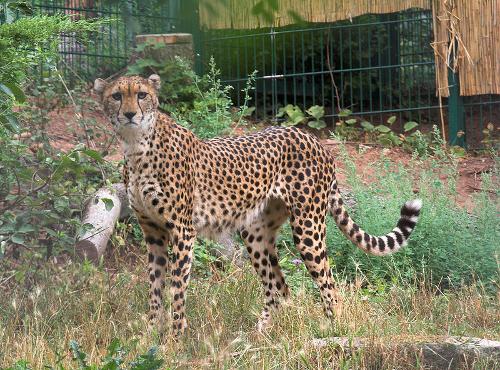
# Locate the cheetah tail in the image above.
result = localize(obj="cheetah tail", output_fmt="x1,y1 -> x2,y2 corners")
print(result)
328,184 -> 422,256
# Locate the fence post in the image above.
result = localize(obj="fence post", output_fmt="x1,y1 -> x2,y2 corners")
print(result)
179,0 -> 203,75
447,68 -> 465,147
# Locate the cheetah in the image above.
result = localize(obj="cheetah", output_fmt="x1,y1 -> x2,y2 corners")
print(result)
94,74 -> 422,336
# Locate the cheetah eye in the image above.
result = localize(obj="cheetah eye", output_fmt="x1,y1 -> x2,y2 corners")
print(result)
112,92 -> 122,101
138,92 -> 147,99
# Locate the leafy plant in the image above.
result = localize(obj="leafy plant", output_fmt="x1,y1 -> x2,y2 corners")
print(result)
481,122 -> 498,155
173,56 -> 234,139
305,105 -> 326,129
327,143 -> 499,291
333,108 -> 360,140
277,104 -> 326,129
0,8 -> 115,265
2,339 -> 164,370
0,12 -> 104,130
127,41 -> 200,114
333,110 -> 426,150
276,104 -> 305,127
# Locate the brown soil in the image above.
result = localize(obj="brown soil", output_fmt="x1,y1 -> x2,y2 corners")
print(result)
322,140 -> 496,211
45,94 -> 122,161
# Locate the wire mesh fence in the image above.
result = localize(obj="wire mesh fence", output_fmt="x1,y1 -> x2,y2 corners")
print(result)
30,0 -> 180,84
203,10 -> 439,126
200,8 -> 498,148
5,1 -> 498,148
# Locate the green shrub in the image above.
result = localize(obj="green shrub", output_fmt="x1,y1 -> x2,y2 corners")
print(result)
274,146 -> 498,292
0,11 -> 114,264
126,42 -> 200,115
173,57 -> 235,139
325,147 -> 499,291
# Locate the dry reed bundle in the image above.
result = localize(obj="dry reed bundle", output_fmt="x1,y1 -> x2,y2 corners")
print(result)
433,0 -> 499,97
199,0 -> 431,29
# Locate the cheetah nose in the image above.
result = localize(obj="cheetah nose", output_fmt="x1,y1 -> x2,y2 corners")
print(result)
124,111 -> 136,120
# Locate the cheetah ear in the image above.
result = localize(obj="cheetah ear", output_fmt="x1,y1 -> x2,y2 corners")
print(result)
94,78 -> 108,95
148,74 -> 161,91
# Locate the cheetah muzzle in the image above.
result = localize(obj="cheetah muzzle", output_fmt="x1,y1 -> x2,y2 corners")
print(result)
95,74 -> 422,336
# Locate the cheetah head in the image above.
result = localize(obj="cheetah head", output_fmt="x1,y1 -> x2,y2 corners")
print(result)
94,74 -> 161,141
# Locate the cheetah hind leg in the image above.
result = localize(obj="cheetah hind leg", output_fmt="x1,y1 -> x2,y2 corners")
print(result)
240,199 -> 290,332
289,213 -> 340,321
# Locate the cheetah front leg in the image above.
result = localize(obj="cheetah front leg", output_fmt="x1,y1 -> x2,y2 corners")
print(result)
142,231 -> 169,336
169,227 -> 196,336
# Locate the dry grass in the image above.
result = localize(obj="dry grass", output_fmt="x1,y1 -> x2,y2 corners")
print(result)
1,260 -> 499,369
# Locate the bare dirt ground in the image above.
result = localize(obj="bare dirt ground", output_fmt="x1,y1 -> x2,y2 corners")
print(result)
323,140 -> 496,211
45,100 -> 496,212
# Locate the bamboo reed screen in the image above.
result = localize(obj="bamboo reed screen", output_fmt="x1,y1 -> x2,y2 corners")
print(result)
433,0 -> 500,96
199,0 -> 431,29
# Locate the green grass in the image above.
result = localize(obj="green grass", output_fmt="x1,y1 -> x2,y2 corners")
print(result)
1,149 -> 499,369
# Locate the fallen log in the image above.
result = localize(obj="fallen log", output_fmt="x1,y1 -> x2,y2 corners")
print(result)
309,336 -> 500,369
75,183 -> 130,263
75,183 -> 244,265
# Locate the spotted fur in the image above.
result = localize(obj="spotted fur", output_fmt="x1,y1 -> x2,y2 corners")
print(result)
95,75 -> 422,336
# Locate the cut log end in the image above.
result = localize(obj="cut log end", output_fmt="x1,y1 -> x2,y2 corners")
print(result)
75,183 -> 130,265
75,239 -> 100,264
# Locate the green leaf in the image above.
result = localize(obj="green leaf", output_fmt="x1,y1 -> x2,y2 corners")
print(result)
287,10 -> 305,23
305,105 -> 324,120
308,120 -> 326,129
17,224 -> 35,233
77,223 -> 95,238
101,198 -> 114,212
1,82 -> 26,103
101,338 -> 125,370
70,340 -> 90,369
129,347 -> 164,370
292,115 -> 305,125
375,125 -> 391,133
11,234 -> 25,245
6,1 -> 33,16
279,105 -> 305,126
281,120 -> 296,127
0,113 -> 20,132
450,145 -> 466,157
54,196 -> 70,214
338,109 -> 352,117
345,118 -> 357,125
241,106 -> 255,117
387,115 -> 397,125
389,134 -> 402,145
81,149 -> 103,162
378,136 -> 393,147
276,105 -> 290,118
404,121 -> 419,132
360,121 -> 374,131
5,359 -> 32,370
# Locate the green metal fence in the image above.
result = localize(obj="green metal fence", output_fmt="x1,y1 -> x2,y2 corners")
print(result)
30,0 -> 181,83
13,1 -> 500,148
201,8 -> 499,148
203,11 -> 437,125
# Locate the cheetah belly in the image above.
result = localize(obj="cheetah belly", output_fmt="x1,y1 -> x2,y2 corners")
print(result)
191,183 -> 282,241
